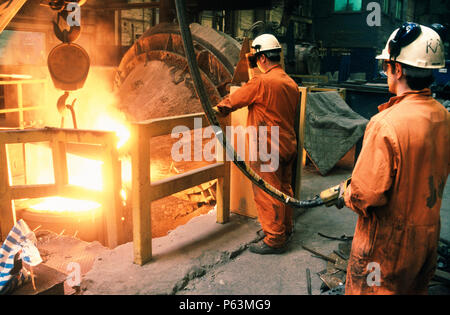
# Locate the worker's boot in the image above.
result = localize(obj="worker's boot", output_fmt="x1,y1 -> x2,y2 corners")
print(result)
256,229 -> 265,241
248,240 -> 287,255
256,229 -> 293,243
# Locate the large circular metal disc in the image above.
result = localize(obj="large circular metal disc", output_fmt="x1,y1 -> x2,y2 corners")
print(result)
48,43 -> 90,91
116,23 -> 241,121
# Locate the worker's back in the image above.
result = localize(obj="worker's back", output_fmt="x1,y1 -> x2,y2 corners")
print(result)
246,65 -> 300,162
374,89 -> 449,225
347,88 -> 449,294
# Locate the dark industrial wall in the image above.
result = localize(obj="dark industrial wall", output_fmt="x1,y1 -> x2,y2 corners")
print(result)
312,0 -> 379,49
312,0 -> 415,81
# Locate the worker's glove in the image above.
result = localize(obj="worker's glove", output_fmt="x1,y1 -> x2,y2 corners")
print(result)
212,106 -> 229,118
335,178 -> 351,209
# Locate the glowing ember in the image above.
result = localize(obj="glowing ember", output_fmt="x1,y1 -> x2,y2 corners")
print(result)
67,153 -> 104,191
28,197 -> 101,214
120,188 -> 127,201
93,115 -> 131,149
20,70 -> 133,215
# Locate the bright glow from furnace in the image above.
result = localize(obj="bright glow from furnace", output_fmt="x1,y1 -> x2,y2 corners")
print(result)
28,197 -> 101,214
21,71 -> 132,215
120,189 -> 127,201
94,115 -> 131,149
67,153 -> 104,191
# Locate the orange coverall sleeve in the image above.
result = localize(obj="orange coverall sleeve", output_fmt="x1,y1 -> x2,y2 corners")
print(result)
448,115 -> 450,175
344,118 -> 399,217
216,77 -> 263,115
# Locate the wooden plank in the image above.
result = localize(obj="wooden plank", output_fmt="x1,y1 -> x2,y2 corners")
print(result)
0,79 -> 46,86
0,130 -> 53,144
0,144 -> 14,241
101,142 -> 122,249
143,113 -> 210,138
51,141 -> 68,189
11,184 -> 58,200
0,106 -> 45,114
310,87 -> 346,100
131,124 -> 152,265
0,128 -> 113,145
53,129 -> 116,146
216,116 -> 231,224
216,169 -> 230,223
112,152 -> 125,245
17,83 -> 24,129
58,185 -> 103,203
294,87 -> 308,199
228,87 -> 258,218
150,163 -> 225,202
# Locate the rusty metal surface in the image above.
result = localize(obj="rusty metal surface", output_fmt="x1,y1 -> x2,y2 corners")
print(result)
231,37 -> 251,85
48,43 -> 90,91
116,22 -> 240,122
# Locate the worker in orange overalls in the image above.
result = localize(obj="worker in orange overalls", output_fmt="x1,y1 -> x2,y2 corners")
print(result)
215,34 -> 300,255
335,23 -> 450,294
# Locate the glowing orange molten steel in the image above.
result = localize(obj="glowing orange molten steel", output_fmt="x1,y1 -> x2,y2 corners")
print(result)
94,115 -> 131,149
28,197 -> 101,214
23,72 -> 132,215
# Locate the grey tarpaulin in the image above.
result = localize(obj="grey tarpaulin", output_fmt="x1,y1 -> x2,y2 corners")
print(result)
304,91 -> 368,175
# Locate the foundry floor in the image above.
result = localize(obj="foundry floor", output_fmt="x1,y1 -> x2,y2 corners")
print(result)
80,164 -> 450,295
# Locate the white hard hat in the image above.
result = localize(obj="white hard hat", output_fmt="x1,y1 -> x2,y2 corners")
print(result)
252,34 -> 282,56
376,23 -> 445,69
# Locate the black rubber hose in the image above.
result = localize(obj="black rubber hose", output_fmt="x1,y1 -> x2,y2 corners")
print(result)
174,0 -> 324,209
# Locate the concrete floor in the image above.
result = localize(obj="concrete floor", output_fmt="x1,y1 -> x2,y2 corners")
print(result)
81,165 -> 450,295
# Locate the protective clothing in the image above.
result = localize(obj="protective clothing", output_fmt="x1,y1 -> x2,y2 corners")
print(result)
344,89 -> 450,295
250,157 -> 295,248
217,64 -> 300,248
376,24 -> 445,69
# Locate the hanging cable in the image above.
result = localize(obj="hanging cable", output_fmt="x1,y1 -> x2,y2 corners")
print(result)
174,0 -> 324,209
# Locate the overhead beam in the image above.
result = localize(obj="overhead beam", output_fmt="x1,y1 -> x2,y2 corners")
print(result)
84,0 -> 276,12
0,0 -> 28,34
84,2 -> 160,11
186,0 -> 274,10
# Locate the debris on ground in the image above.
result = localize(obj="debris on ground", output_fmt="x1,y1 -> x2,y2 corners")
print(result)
304,233 -> 450,295
429,238 -> 450,294
35,229 -> 108,295
301,234 -> 351,295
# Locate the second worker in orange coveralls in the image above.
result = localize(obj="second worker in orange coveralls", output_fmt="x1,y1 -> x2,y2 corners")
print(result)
215,34 -> 300,255
336,23 -> 450,294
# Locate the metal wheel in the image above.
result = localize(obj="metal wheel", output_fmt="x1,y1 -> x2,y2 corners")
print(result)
115,23 -> 241,120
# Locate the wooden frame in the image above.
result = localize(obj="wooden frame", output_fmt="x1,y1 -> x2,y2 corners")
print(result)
294,87 -> 308,199
130,87 -> 346,264
0,79 -> 48,129
309,87 -> 347,101
295,87 -> 348,177
0,78 -> 48,184
0,127 -> 123,248
131,113 -> 231,266
294,86 -> 347,198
